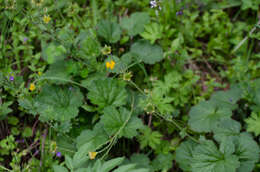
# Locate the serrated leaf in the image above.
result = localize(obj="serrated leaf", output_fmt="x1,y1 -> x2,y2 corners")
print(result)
213,119 -> 241,143
138,127 -> 162,149
188,100 -> 232,132
97,20 -> 121,43
101,106 -> 143,138
130,40 -> 164,64
127,154 -> 151,170
140,22 -> 163,44
76,31 -> 101,59
175,140 -> 197,171
35,85 -> 83,122
191,139 -> 240,172
76,122 -> 109,149
120,12 -> 150,36
245,112 -> 260,136
87,78 -> 128,109
42,42 -> 67,64
235,133 -> 260,172
210,86 -> 242,110
151,153 -> 174,171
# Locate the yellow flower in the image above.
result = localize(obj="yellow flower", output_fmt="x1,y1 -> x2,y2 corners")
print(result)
106,60 -> 115,70
43,15 -> 51,24
88,152 -> 97,160
29,83 -> 36,91
38,71 -> 42,76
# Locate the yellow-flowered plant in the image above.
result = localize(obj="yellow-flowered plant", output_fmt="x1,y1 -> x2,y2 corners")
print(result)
29,83 -> 36,91
106,60 -> 115,70
43,15 -> 51,24
88,152 -> 97,160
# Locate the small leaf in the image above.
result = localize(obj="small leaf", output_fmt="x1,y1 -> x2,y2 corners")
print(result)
97,20 -> 122,43
245,112 -> 260,136
22,127 -> 33,138
151,153 -> 174,171
130,40 -> 164,64
140,22 -> 163,44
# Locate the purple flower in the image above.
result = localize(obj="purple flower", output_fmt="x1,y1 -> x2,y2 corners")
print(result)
9,76 -> 14,81
229,98 -> 233,102
16,139 -> 24,143
23,37 -> 28,42
176,10 -> 183,16
56,152 -> 61,157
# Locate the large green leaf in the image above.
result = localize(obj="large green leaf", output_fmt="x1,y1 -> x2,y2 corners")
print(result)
120,12 -> 150,36
151,153 -> 174,171
235,133 -> 259,172
175,140 -> 197,171
87,78 -> 128,109
188,100 -> 232,132
213,119 -> 241,143
130,40 -> 164,64
97,20 -> 122,43
101,106 -> 144,138
210,86 -> 242,110
35,85 -> 83,122
191,139 -> 240,172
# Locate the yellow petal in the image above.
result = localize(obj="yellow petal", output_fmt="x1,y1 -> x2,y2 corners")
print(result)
110,60 -> 115,70
106,61 -> 111,69
88,152 -> 97,160
43,15 -> 51,24
29,83 -> 36,91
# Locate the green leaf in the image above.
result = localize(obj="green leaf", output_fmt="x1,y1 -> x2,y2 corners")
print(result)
175,140 -> 197,171
42,42 -> 67,64
76,122 -> 109,149
22,127 -> 33,138
120,12 -> 150,36
101,157 -> 125,172
235,133 -> 260,172
137,127 -> 162,149
7,116 -> 19,125
18,96 -> 38,116
127,154 -> 151,170
87,78 -> 128,109
0,101 -> 13,119
53,165 -> 69,172
151,153 -> 174,171
76,30 -> 101,59
130,40 -> 164,64
101,106 -> 144,138
210,86 -> 242,110
35,85 -> 83,122
65,155 -> 74,170
191,139 -> 240,172
245,112 -> 260,136
213,119 -> 241,143
140,22 -> 163,44
97,20 -> 122,43
188,100 -> 232,132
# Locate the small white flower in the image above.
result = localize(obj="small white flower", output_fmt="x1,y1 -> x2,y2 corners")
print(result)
150,0 -> 157,8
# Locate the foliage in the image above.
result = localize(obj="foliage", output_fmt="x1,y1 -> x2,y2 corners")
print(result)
0,0 -> 260,171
